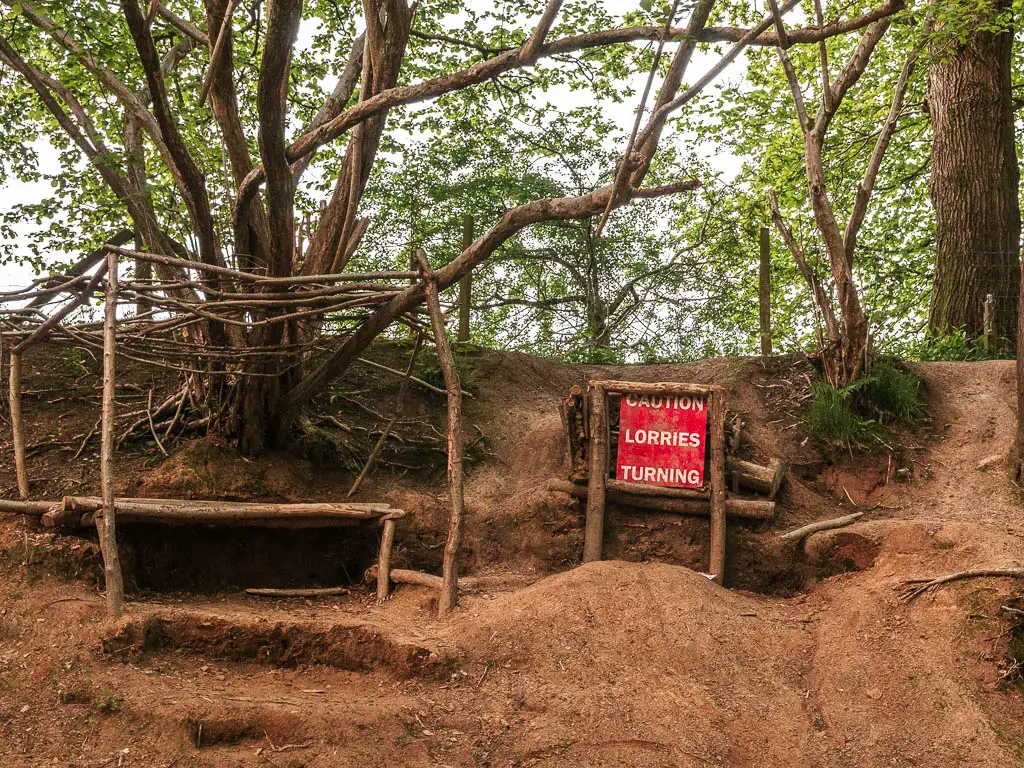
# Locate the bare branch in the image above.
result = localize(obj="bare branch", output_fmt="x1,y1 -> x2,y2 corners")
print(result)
198,0 -> 238,105
257,0 -> 303,276
121,0 -> 227,282
843,51 -> 918,260
282,179 -> 699,415
813,0 -> 833,114
232,0 -> 905,221
768,0 -> 808,131
156,3 -> 210,45
768,189 -> 840,342
520,0 -> 563,63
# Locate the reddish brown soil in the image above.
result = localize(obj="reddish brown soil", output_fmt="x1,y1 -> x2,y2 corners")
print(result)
2,351 -> 1024,766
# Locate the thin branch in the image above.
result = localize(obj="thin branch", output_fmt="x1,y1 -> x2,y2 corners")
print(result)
843,50 -> 917,259
198,0 -> 238,105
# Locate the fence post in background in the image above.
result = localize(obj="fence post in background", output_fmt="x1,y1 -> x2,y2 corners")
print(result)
458,215 -> 474,343
983,293 -> 995,351
9,349 -> 28,499
98,249 -> 125,621
759,226 -> 772,357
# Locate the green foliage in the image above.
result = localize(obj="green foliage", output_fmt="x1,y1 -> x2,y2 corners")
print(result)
94,687 -> 122,715
861,360 -> 922,424
902,329 -> 1014,361
807,358 -> 922,447
806,379 -> 871,447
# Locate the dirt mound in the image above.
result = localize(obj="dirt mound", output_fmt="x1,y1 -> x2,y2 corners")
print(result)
434,538 -> 1024,767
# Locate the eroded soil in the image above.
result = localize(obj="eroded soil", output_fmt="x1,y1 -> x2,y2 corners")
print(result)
2,352 -> 1024,767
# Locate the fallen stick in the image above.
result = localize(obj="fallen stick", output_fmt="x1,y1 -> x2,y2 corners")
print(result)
548,479 -> 775,520
364,566 -> 524,592
779,512 -> 863,542
245,587 -> 350,597
354,357 -> 474,399
897,568 -> 1024,603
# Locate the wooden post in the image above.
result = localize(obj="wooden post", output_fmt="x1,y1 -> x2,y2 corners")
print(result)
377,516 -> 397,601
416,249 -> 465,617
9,350 -> 28,499
582,384 -> 609,563
98,250 -> 125,621
457,215 -> 473,343
983,293 -> 995,350
759,226 -> 772,356
708,388 -> 727,584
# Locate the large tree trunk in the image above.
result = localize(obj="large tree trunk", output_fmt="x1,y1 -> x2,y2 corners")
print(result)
928,0 -> 1020,342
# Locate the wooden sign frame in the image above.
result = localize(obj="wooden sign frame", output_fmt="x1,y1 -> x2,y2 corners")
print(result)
582,380 -> 728,583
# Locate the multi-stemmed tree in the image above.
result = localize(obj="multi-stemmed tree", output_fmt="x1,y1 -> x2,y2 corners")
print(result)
0,0 -> 905,453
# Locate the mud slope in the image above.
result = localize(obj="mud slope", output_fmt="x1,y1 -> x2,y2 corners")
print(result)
3,357 -> 1024,767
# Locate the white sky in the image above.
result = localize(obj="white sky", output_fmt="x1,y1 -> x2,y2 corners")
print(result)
0,2 -> 752,292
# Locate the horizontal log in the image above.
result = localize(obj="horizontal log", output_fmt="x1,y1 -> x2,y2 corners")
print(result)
726,457 -> 785,499
593,380 -> 718,397
606,478 -> 709,501
548,479 -> 774,520
365,566 -> 517,591
0,499 -> 58,516
42,496 -> 400,528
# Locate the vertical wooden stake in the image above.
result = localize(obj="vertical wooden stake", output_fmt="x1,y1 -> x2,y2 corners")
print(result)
983,293 -> 995,351
377,516 -> 397,601
759,226 -> 772,357
98,250 -> 125,621
583,384 -> 609,563
457,215 -> 474,344
708,388 -> 727,584
416,249 -> 465,617
9,350 -> 28,500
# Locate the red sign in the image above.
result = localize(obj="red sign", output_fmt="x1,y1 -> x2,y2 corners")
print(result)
616,392 -> 708,488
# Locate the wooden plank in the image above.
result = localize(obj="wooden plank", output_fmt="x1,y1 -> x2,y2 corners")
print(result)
9,351 -> 28,499
583,384 -> 609,563
759,225 -> 772,356
708,388 -> 727,584
377,517 -> 397,601
590,380 -> 715,397
549,479 -> 774,520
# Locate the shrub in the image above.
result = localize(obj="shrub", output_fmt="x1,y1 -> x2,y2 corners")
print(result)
861,359 -> 921,424
806,380 -> 868,446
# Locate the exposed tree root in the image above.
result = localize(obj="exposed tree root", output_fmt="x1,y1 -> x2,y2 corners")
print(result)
897,568 -> 1024,602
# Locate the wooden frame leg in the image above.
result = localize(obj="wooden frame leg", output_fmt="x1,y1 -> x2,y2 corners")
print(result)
377,517 -> 396,601
708,388 -> 727,584
583,384 -> 608,563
